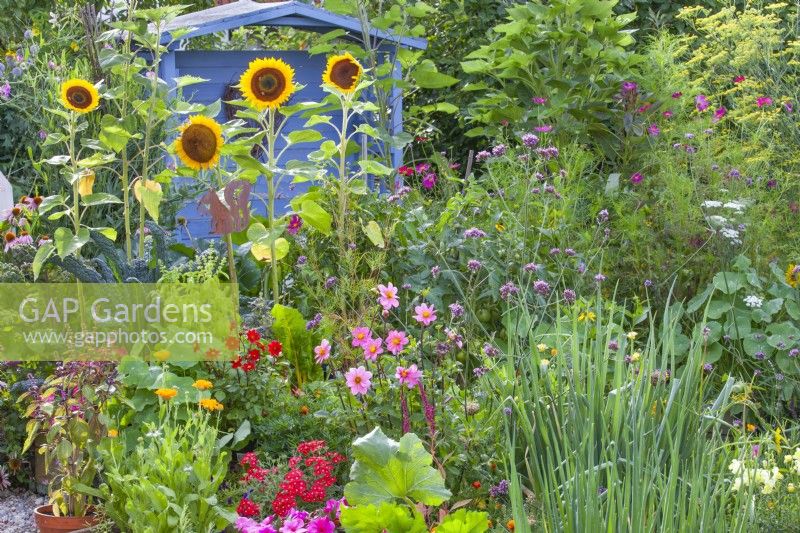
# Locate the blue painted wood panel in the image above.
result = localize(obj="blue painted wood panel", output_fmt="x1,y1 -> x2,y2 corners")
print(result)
169,50 -> 361,242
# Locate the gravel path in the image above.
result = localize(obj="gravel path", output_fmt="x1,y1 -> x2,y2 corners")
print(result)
0,488 -> 45,533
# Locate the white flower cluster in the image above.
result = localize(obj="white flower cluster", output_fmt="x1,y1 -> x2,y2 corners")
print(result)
729,458 -> 784,494
784,448 -> 800,475
720,227 -> 742,245
744,295 -> 763,308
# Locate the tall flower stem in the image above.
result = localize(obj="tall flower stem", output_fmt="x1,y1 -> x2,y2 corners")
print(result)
266,108 -> 280,305
67,112 -> 81,236
215,168 -> 238,287
336,95 -> 352,258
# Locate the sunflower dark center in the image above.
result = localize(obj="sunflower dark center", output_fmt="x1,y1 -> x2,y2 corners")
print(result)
251,68 -> 286,101
66,86 -> 93,109
330,59 -> 360,89
181,124 -> 218,163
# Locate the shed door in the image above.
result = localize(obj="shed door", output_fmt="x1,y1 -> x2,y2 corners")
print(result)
171,50 -> 350,242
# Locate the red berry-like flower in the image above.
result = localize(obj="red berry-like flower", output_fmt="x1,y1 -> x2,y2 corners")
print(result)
268,340 -> 282,356
246,329 -> 261,343
236,497 -> 260,517
472,481 -> 481,489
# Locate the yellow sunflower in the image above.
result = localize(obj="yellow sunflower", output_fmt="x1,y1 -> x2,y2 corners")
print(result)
787,263 -> 799,288
60,79 -> 100,113
322,52 -> 363,94
174,115 -> 223,170
238,57 -> 295,110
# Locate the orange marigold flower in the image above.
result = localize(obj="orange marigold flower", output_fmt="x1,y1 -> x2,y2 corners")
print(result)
192,379 -> 213,390
155,388 -> 178,400
200,398 -> 224,411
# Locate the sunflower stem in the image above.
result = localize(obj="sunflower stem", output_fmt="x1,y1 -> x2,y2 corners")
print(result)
267,108 -> 280,306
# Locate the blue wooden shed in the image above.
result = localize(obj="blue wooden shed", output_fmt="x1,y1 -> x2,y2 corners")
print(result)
157,0 -> 426,242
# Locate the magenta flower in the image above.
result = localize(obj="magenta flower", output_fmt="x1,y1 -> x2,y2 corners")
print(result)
314,339 -> 331,364
0,83 -> 10,100
351,326 -> 372,347
757,96 -> 773,108
413,303 -> 437,326
421,173 -> 437,189
671,92 -> 683,99
345,366 -> 373,396
377,282 -> 400,310
695,94 -> 710,112
662,110 -> 673,118
395,364 -> 422,389
532,96 -> 547,105
630,172 -> 644,184
713,106 -> 727,122
534,124 -> 553,133
647,123 -> 660,136
286,214 -> 303,235
385,330 -> 409,355
621,81 -> 638,94
733,75 -> 745,84
362,337 -> 384,361
307,517 -> 336,533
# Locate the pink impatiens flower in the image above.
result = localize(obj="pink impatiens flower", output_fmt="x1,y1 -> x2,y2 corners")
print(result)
385,330 -> 409,355
377,282 -> 400,310
395,364 -> 422,389
413,303 -> 437,326
362,337 -> 384,361
351,327 -> 372,347
307,517 -> 336,533
757,96 -> 773,108
733,75 -> 745,84
314,339 -> 331,364
345,366 -> 373,395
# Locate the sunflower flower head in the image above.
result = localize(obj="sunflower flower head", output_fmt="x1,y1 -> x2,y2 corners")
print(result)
155,388 -> 178,401
239,57 -> 295,110
786,263 -> 799,288
174,115 -> 223,171
323,52 -> 363,94
199,398 -> 224,411
60,79 -> 100,113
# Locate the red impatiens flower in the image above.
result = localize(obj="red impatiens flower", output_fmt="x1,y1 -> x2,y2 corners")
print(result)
268,340 -> 283,357
246,329 -> 261,343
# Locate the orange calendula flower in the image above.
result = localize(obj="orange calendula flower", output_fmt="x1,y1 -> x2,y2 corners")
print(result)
155,388 -> 178,400
199,398 -> 224,411
192,379 -> 213,390
107,428 -> 118,438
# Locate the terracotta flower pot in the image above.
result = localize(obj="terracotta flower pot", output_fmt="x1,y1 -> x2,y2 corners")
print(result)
33,505 -> 99,533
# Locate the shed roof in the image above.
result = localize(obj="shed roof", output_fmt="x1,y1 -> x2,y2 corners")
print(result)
159,0 -> 427,50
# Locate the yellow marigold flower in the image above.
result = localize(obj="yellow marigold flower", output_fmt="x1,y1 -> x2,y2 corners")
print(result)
786,264 -> 799,288
192,379 -> 213,390
323,52 -> 363,94
107,428 -> 118,438
155,388 -> 178,400
746,423 -> 757,433
506,519 -> 515,531
174,115 -> 223,171
239,57 -> 295,110
60,79 -> 100,113
70,41 -> 80,52
199,398 -> 224,411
